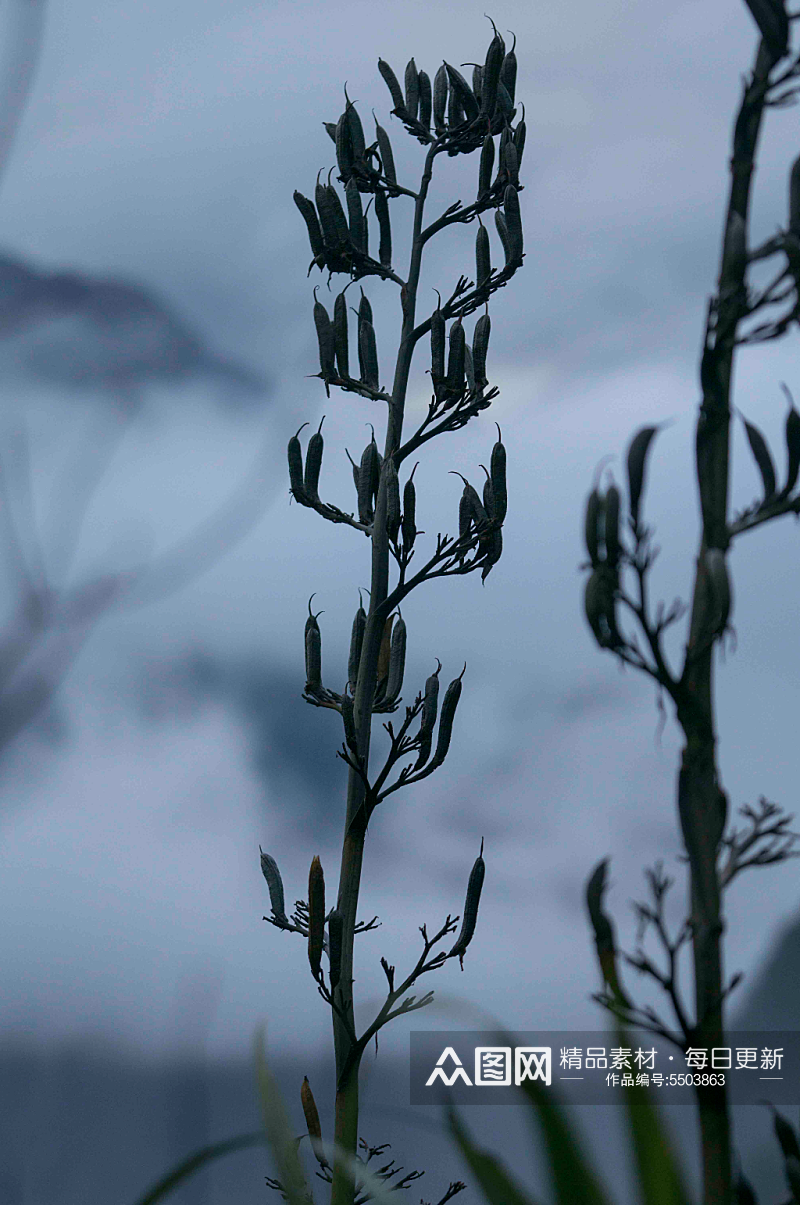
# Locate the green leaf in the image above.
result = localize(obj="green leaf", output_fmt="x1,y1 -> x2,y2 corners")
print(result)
253,1026 -> 313,1205
447,1106 -> 543,1205
613,1024 -> 692,1205
517,1068 -> 612,1205
129,1131 -> 265,1205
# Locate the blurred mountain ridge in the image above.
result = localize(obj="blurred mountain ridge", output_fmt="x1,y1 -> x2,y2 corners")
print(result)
0,249 -> 267,400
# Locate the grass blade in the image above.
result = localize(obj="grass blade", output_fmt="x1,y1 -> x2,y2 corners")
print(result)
516,1051 -> 612,1205
614,1024 -> 691,1205
447,1106 -> 543,1205
129,1131 -> 265,1205
254,1026 -> 312,1205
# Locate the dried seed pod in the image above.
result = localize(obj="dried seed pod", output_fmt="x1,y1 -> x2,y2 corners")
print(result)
376,613 -> 395,688
418,70 -> 432,132
346,177 -> 364,253
378,58 -> 405,111
385,612 -> 407,701
448,839 -> 485,969
490,423 -> 507,524
375,120 -> 397,188
739,411 -> 776,503
478,134 -> 495,197
402,463 -> 418,550
480,464 -> 495,519
260,849 -> 288,922
374,187 -> 392,267
333,293 -> 349,378
371,437 -> 383,500
358,440 -> 378,525
359,319 -> 379,389
414,659 -> 441,768
304,416 -> 325,499
502,140 -> 519,187
704,548 -> 732,637
341,688 -> 357,752
421,660 -> 442,728
315,171 -> 337,248
468,481 -> 489,528
323,121 -> 337,142
344,92 -> 366,162
585,858 -> 628,1004
385,456 -> 401,542
480,527 -> 502,582
431,304 -> 446,385
288,422 -> 308,503
335,110 -> 354,180
626,424 -> 661,531
360,203 -> 369,259
481,25 -> 505,117
448,82 -> 464,128
446,320 -> 466,394
465,343 -> 476,394
346,448 -> 360,495
790,153 -> 800,234
304,596 -> 323,691
348,595 -> 366,692
452,472 -> 487,530
495,210 -> 512,266
300,1076 -> 328,1168
293,191 -> 324,261
444,63 -> 480,121
473,313 -> 491,388
430,664 -> 466,768
458,486 -> 472,542
783,388 -> 800,495
495,80 -> 514,120
499,35 -> 517,104
313,288 -> 335,380
604,484 -> 621,567
324,180 -> 350,247
584,487 -> 603,567
514,118 -> 526,165
503,185 -> 523,262
472,64 -> 483,104
584,566 -> 622,650
358,289 -> 373,327
433,64 -> 449,131
307,856 -> 325,979
404,58 -> 420,121
328,910 -> 343,991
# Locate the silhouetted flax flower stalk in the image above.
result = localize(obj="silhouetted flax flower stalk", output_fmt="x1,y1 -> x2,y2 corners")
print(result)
581,3 -> 800,1202
261,19 -> 525,1205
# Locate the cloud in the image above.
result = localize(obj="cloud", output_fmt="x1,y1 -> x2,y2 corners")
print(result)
0,249 -> 267,404
130,648 -> 347,843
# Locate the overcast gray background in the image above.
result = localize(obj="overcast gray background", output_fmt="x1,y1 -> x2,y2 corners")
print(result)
0,0 -> 798,1166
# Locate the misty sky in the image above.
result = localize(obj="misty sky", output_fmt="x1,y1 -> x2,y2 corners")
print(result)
1,0 -> 799,1067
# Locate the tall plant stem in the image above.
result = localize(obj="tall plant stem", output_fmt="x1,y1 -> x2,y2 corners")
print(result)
677,39 -> 772,1205
330,141 -> 439,1205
